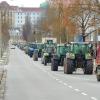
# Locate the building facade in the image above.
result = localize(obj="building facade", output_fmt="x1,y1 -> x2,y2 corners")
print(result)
0,1 -> 45,43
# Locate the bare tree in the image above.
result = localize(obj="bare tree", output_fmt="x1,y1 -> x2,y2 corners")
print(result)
0,7 -> 10,57
22,15 -> 33,42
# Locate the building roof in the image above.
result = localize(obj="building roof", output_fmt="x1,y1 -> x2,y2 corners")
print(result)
20,7 -> 45,12
0,1 -> 46,12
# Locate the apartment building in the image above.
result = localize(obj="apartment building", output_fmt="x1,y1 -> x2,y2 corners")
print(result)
0,1 -> 45,43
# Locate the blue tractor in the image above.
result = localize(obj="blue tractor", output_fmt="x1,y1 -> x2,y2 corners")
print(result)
27,43 -> 37,57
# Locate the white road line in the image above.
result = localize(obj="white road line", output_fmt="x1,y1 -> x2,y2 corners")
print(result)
68,86 -> 73,89
91,97 -> 98,100
63,83 -> 68,86
74,89 -> 80,92
81,92 -> 88,96
56,79 -> 60,81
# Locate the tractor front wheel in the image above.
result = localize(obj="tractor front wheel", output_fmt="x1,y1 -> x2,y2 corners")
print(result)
44,58 -> 47,66
51,59 -> 58,71
96,75 -> 100,81
64,58 -> 73,74
84,60 -> 93,74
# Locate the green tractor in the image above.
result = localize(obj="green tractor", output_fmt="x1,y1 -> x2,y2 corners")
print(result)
51,44 -> 69,71
64,42 -> 93,74
41,38 -> 57,66
37,43 -> 44,58
33,43 -> 44,61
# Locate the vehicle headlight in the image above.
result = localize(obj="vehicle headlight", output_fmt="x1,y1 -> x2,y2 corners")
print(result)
66,53 -> 75,59
85,53 -> 92,59
70,53 -> 75,59
44,53 -> 49,56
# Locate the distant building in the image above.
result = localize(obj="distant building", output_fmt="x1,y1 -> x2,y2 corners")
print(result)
14,7 -> 45,28
0,1 -> 45,43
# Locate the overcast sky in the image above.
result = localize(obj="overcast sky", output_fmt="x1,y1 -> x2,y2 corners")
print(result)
0,0 -> 46,7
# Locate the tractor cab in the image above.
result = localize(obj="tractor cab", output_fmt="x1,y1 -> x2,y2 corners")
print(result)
41,37 -> 57,66
51,43 -> 70,71
64,42 -> 93,74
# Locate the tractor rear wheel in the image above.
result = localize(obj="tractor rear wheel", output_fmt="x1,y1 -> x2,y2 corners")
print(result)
97,75 -> 100,81
44,58 -> 47,66
60,57 -> 64,66
84,60 -> 93,74
33,56 -> 38,61
51,59 -> 58,71
64,58 -> 73,74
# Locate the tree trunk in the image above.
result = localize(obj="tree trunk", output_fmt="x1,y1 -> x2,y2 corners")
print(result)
83,36 -> 85,42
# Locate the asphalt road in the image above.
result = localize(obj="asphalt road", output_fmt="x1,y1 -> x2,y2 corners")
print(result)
5,46 -> 100,100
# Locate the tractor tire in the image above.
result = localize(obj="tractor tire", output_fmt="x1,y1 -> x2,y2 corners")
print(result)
41,57 -> 44,64
44,58 -> 47,66
33,57 -> 38,61
60,57 -> 64,66
84,60 -> 93,75
96,75 -> 100,81
51,59 -> 58,71
33,55 -> 38,61
64,58 -> 73,74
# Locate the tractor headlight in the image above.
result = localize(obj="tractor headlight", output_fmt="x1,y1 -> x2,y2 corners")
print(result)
85,53 -> 92,59
44,53 -> 49,56
70,53 -> 75,59
66,53 -> 75,59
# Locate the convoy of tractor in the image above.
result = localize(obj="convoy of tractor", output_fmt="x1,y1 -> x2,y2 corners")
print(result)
17,37 -> 100,82
64,42 -> 93,74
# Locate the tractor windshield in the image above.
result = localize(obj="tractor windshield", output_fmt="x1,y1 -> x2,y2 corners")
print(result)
29,43 -> 37,49
57,46 -> 65,55
46,46 -> 54,53
71,43 -> 90,54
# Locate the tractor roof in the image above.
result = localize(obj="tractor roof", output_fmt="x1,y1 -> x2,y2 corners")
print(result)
57,44 -> 65,46
70,42 -> 90,44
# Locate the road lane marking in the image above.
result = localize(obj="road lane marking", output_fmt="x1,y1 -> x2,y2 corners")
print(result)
74,89 -> 80,92
33,62 -> 98,100
56,79 -> 60,81
91,97 -> 98,100
63,83 -> 68,86
81,92 -> 88,96
68,86 -> 73,89
53,73 -> 95,81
